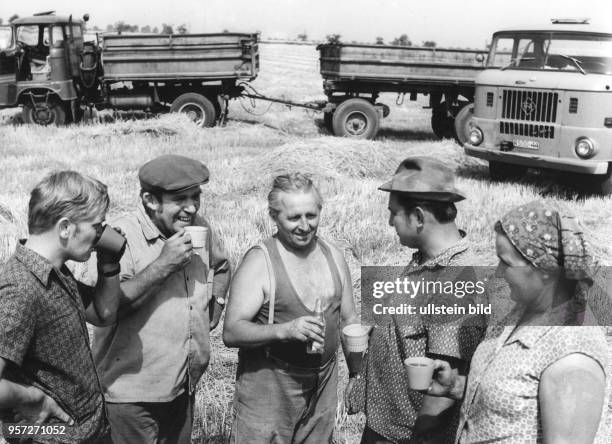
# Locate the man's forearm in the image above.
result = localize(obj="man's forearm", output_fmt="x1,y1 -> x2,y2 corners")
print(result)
223,320 -> 287,348
90,274 -> 122,325
0,379 -> 36,409
118,259 -> 173,313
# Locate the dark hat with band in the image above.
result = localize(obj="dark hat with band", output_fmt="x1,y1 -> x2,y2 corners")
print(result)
379,157 -> 465,202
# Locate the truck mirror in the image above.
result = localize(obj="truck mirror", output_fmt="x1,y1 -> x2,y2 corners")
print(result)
83,14 -> 90,22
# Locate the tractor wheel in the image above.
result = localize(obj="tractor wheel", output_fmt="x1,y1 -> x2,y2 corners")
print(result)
331,98 -> 380,139
170,93 -> 216,128
22,100 -> 67,126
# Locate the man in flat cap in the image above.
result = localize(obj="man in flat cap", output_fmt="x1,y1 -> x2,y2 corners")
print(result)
347,157 -> 485,443
90,154 -> 231,443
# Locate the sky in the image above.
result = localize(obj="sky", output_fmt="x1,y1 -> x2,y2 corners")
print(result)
2,0 -> 611,48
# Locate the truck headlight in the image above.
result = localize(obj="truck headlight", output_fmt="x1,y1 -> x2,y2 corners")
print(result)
575,138 -> 596,159
469,127 -> 483,146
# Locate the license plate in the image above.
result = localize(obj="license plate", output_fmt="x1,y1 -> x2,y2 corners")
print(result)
513,139 -> 539,150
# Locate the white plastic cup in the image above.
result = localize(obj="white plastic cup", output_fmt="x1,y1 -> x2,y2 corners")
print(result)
403,357 -> 435,390
342,324 -> 370,353
184,226 -> 208,250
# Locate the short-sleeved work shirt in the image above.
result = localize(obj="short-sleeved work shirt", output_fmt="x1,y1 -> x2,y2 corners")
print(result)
91,204 -> 230,402
0,242 -> 108,443
356,235 -> 485,443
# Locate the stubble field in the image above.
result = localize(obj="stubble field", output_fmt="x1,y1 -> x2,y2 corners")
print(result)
1,42 -> 611,443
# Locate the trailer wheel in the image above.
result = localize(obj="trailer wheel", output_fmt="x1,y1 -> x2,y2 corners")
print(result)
22,100 -> 67,126
323,112 -> 334,131
170,93 -> 216,128
431,109 -> 454,139
489,161 -> 527,182
453,103 -> 474,145
332,98 -> 379,139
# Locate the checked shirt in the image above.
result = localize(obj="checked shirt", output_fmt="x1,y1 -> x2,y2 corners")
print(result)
0,242 -> 108,443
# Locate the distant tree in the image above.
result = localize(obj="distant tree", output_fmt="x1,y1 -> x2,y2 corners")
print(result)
392,34 -> 411,46
422,40 -> 437,48
297,32 -> 308,42
177,24 -> 188,34
161,23 -> 173,34
114,21 -> 132,35
8,14 -> 19,23
222,29 -> 229,33
141,25 -> 151,33
326,34 -> 341,44
0,18 -> 4,26
91,25 -> 101,31
375,36 -> 384,45
106,24 -> 114,32
152,26 -> 159,33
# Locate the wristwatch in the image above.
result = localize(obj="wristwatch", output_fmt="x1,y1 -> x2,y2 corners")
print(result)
214,296 -> 226,306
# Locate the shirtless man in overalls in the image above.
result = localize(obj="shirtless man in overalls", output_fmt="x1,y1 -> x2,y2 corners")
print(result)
224,172 -> 359,444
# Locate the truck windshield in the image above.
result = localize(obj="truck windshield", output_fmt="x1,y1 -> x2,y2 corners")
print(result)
15,25 -> 63,47
488,32 -> 612,75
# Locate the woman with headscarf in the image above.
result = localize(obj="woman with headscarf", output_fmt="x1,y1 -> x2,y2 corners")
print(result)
427,200 -> 610,443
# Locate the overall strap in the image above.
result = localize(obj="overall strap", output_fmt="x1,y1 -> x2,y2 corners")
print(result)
258,242 -> 276,325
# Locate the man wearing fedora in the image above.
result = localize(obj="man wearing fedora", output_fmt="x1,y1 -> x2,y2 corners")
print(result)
347,157 -> 485,443
90,154 -> 231,444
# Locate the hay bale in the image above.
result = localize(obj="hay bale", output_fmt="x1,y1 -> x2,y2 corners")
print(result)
253,138 -> 405,181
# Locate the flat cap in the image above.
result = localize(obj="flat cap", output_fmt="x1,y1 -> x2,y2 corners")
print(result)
139,154 -> 209,193
379,157 -> 465,202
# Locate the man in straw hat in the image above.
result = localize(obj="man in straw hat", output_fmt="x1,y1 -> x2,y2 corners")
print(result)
346,157 -> 486,443
90,154 -> 231,444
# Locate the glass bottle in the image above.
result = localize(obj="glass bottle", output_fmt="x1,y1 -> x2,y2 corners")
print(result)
307,297 -> 325,354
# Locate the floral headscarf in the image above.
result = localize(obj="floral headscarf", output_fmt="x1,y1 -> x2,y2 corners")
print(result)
497,200 -> 593,284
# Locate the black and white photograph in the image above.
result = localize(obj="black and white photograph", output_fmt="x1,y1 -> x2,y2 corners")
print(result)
0,0 -> 611,443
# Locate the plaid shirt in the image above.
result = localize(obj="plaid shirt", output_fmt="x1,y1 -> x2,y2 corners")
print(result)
355,234 -> 486,443
0,242 -> 108,443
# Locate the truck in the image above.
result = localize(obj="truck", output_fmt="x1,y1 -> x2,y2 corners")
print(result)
463,19 -> 612,194
0,12 -> 259,126
316,43 -> 488,140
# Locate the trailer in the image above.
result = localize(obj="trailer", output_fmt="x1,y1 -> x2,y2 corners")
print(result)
317,43 -> 488,140
0,13 -> 259,126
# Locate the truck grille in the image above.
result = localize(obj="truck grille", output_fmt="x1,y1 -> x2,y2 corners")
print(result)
501,90 -> 558,123
499,121 -> 555,139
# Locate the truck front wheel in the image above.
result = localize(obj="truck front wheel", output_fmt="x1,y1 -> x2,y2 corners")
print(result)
332,98 -> 379,139
170,93 -> 216,128
489,161 -> 528,182
22,101 -> 67,126
588,164 -> 612,195
453,103 -> 474,145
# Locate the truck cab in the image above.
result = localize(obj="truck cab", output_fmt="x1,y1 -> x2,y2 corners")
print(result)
0,12 -> 87,124
464,19 -> 612,193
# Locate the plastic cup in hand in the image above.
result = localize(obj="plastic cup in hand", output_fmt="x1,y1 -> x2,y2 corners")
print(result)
184,226 -> 208,254
403,357 -> 435,390
342,324 -> 370,374
95,225 -> 127,258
